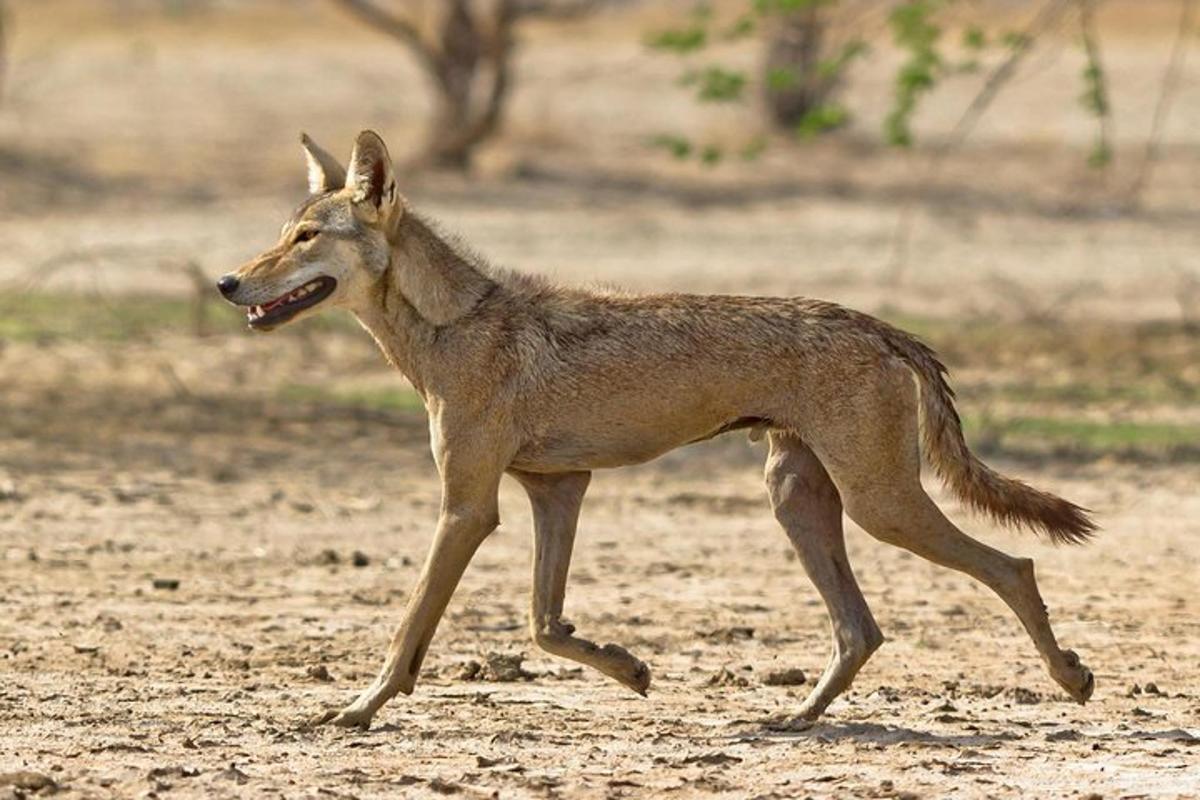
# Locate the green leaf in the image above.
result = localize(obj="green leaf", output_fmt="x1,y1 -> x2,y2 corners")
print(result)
646,25 -> 708,54
962,25 -> 987,50
683,66 -> 747,103
767,67 -> 799,90
795,104 -> 850,138
648,134 -> 693,160
1087,141 -> 1112,169
700,144 -> 724,165
723,14 -> 757,40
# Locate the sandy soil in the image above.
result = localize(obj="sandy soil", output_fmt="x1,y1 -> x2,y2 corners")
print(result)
0,335 -> 1198,799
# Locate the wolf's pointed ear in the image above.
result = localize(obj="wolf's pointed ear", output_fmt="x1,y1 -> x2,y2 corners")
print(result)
345,130 -> 403,228
300,133 -> 346,194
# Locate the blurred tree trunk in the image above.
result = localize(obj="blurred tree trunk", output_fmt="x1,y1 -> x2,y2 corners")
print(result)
333,0 -> 611,171
425,0 -> 516,170
762,7 -> 841,130
0,1 -> 7,106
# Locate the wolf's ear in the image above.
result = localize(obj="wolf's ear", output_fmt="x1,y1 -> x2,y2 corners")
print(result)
300,133 -> 346,194
346,130 -> 402,228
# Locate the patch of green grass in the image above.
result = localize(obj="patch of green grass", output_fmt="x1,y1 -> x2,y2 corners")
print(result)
880,310 -> 1200,407
0,292 -> 220,341
965,415 -> 1200,456
278,383 -> 425,414
0,290 -> 361,342
962,380 -> 1199,407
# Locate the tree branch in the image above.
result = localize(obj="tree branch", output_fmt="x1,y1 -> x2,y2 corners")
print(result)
513,0 -> 621,20
0,0 -> 8,106
329,0 -> 438,72
942,0 -> 1072,154
1126,0 -> 1195,203
887,0 -> 1071,284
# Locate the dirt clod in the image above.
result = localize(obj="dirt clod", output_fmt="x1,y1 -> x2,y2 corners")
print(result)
1006,687 -> 1041,705
0,772 -> 56,792
706,667 -> 750,688
306,665 -> 333,682
762,667 -> 807,687
481,653 -> 533,682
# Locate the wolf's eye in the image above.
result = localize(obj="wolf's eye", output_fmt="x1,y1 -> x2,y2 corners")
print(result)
295,229 -> 320,244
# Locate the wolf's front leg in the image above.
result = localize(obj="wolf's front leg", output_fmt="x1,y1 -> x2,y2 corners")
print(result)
315,458 -> 503,729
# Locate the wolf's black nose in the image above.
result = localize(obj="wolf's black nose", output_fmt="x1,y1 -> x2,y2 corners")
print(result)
217,275 -> 240,297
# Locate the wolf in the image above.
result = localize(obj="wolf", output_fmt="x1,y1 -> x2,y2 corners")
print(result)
217,130 -> 1096,730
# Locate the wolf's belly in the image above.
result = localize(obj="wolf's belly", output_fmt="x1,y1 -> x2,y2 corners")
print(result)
509,412 -> 767,473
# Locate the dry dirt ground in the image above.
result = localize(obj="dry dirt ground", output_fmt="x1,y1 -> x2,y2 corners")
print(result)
1,335 -> 1199,799
1,1 -> 1199,798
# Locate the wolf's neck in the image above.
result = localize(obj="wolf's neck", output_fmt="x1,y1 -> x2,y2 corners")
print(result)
388,214 -> 495,326
354,213 -> 496,395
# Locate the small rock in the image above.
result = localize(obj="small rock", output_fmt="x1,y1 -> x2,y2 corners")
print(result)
870,686 -> 902,703
1144,682 -> 1162,695
351,551 -> 370,568
210,466 -> 240,484
315,549 -> 340,566
705,667 -> 750,688
762,667 -> 807,687
0,771 -> 56,792
147,766 -> 200,782
1006,687 -> 1041,705
481,653 -> 533,682
0,480 -> 22,503
291,501 -> 316,514
455,660 -> 483,681
1045,729 -> 1082,742
152,578 -> 180,591
306,665 -> 333,682
699,626 -> 755,642
217,765 -> 249,785
681,752 -> 742,766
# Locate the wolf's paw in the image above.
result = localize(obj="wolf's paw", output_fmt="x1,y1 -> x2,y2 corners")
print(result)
1054,649 -> 1095,704
303,706 -> 374,731
624,659 -> 652,697
763,713 -> 817,733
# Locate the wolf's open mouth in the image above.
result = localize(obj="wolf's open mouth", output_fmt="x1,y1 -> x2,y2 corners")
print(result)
246,276 -> 337,329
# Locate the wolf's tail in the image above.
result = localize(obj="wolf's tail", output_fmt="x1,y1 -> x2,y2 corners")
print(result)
878,323 -> 1096,545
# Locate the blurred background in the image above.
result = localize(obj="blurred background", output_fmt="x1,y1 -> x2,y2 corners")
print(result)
1,4 -> 1199,796
1,0 -> 1197,469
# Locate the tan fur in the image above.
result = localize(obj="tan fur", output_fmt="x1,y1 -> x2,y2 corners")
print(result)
220,131 -> 1097,730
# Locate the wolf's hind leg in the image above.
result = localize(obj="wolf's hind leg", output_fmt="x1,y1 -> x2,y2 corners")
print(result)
764,432 -> 883,728
513,470 -> 651,695
812,379 -> 1094,705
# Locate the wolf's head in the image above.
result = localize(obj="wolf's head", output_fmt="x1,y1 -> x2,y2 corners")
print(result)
217,130 -> 403,332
